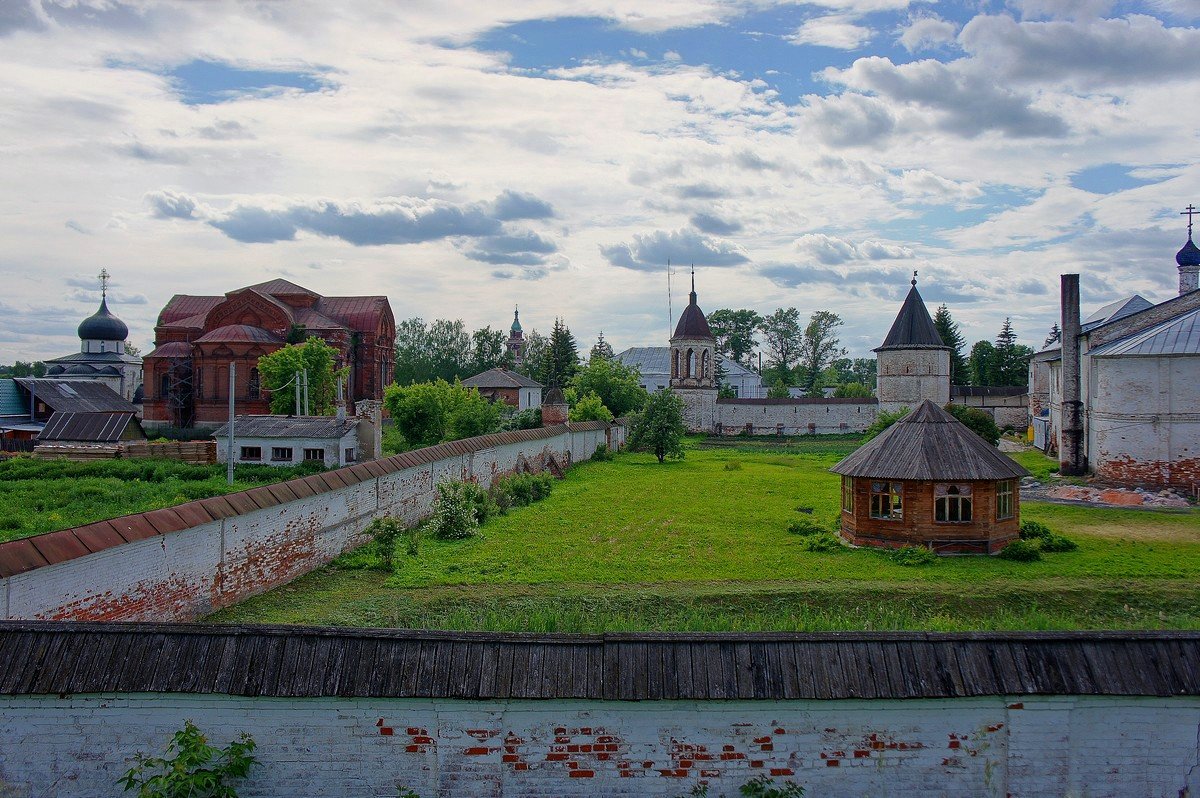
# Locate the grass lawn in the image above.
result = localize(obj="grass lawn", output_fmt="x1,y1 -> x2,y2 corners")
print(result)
0,457 -> 324,543
210,438 -> 1200,632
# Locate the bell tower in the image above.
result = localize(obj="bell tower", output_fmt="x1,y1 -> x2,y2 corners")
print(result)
669,269 -> 717,431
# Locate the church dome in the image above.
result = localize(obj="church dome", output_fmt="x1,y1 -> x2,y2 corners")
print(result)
1177,236 -> 1200,268
78,297 -> 128,342
672,275 -> 713,339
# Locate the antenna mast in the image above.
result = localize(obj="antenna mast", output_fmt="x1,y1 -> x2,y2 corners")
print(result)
667,258 -> 673,338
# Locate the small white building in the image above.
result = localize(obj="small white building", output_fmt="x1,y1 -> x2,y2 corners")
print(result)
459,368 -> 542,411
614,346 -> 765,397
213,416 -> 359,468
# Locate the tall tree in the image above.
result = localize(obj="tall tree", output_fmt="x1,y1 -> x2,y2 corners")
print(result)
383,379 -> 501,448
707,308 -> 761,369
515,329 -> 547,380
933,304 -> 969,385
1043,323 -> 1062,349
470,326 -> 507,374
969,340 -> 998,386
993,317 -> 1032,386
427,319 -> 471,382
628,389 -> 687,463
570,357 -> 648,418
394,317 -> 433,385
798,310 -> 847,396
590,331 -> 614,362
759,307 -> 802,381
541,317 -> 579,388
849,358 -> 877,388
257,337 -> 347,415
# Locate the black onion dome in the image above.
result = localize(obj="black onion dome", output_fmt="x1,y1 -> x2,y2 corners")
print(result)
77,297 -> 128,342
1177,236 -> 1200,268
673,290 -> 713,339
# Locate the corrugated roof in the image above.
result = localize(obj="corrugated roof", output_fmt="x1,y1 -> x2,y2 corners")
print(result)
0,379 -> 27,417
39,411 -> 140,443
13,379 -> 137,413
876,285 -> 946,350
248,278 -> 319,297
157,296 -> 224,327
195,325 -> 284,345
460,368 -> 543,389
1082,295 -> 1154,332
44,351 -> 140,366
1,623 -> 1196,699
830,399 -> 1029,480
212,415 -> 357,439
1090,307 -> 1200,357
144,341 -> 193,359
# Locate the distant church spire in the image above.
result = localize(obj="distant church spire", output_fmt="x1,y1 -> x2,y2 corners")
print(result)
689,265 -> 697,304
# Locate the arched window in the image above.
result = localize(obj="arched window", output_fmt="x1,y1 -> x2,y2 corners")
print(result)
687,349 -> 695,378
672,349 -> 680,379
701,350 -> 710,380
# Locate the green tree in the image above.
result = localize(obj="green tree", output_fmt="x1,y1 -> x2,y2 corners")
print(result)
568,391 -> 614,422
11,361 -> 46,378
993,317 -> 1033,386
118,720 -> 257,798
944,403 -> 1001,445
257,337 -> 346,415
628,388 -> 687,463
849,358 -> 876,388
798,310 -> 846,396
589,331 -> 614,362
968,340 -> 999,386
394,317 -> 434,385
470,326 -> 507,374
1044,323 -> 1062,349
707,308 -> 761,368
515,329 -> 547,380
863,406 -> 910,440
766,381 -> 792,399
759,307 -> 802,375
383,379 -> 500,448
569,357 -> 648,418
833,382 -> 872,398
933,304 -> 969,385
428,318 -> 471,381
541,317 -> 579,388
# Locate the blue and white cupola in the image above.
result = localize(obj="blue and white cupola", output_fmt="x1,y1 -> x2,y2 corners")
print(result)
78,269 -> 129,354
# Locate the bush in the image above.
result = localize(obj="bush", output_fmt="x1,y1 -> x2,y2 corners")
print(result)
592,443 -> 614,462
430,481 -> 481,540
118,720 -> 257,798
889,545 -> 937,566
998,539 -> 1042,561
801,532 -> 842,552
862,407 -> 909,441
1038,533 -> 1079,553
943,403 -> 1001,446
502,408 -> 542,431
740,775 -> 806,797
569,391 -> 614,423
1019,520 -> 1051,540
365,517 -> 406,569
787,518 -> 827,537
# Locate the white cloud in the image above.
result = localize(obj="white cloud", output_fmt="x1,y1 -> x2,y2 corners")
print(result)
787,15 -> 874,49
897,15 -> 958,51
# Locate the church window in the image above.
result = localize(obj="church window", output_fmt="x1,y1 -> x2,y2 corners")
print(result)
686,349 -> 695,378
194,368 -> 203,400
841,477 -> 854,514
996,480 -> 1014,520
870,481 -> 903,520
248,368 -> 260,400
159,374 -> 170,399
935,484 -> 973,523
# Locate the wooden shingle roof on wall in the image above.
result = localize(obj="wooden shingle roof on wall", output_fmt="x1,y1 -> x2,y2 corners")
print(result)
1,623 -> 1197,700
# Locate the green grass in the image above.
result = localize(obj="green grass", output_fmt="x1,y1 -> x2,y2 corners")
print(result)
0,457 -> 324,542
210,442 -> 1200,632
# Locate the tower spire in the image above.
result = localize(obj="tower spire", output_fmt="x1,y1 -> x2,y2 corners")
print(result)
911,269 -> 918,288
689,265 -> 697,304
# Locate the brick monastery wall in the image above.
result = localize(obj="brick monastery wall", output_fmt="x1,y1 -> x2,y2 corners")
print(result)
0,422 -> 622,623
2,693 -> 1196,797
715,398 -> 876,435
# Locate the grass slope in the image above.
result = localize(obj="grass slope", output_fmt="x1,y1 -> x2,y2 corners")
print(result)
211,439 -> 1200,632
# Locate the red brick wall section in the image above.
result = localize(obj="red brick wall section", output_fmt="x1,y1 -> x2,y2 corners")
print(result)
0,421 -> 623,621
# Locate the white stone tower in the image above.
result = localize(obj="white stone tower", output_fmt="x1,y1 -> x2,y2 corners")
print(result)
875,272 -> 951,414
669,269 -> 717,432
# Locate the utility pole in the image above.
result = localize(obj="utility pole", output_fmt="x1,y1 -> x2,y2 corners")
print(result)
303,369 -> 309,416
226,362 -> 236,485
294,370 -> 301,416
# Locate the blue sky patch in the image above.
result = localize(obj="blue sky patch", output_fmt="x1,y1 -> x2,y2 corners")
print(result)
1069,163 -> 1165,195
162,60 -> 327,105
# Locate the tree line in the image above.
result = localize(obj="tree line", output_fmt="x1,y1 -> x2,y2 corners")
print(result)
932,306 -> 1035,387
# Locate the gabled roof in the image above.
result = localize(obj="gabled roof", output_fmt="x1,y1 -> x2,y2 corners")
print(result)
1090,307 -> 1200,357
876,285 -> 947,350
13,379 -> 137,413
247,278 -> 319,297
212,415 -> 357,440
39,411 -> 142,443
157,296 -> 224,327
44,351 -> 140,366
460,368 -> 543,390
0,379 -> 26,417
144,341 -> 193,359
195,325 -> 284,345
830,399 -> 1028,481
1082,295 -> 1154,332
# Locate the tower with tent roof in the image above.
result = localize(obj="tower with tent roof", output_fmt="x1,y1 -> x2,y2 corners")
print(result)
874,271 -> 951,414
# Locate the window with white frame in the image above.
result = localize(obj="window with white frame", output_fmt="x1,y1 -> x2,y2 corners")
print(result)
935,483 -> 973,523
869,481 -> 903,520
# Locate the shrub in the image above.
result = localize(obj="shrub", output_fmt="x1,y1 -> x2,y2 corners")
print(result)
366,517 -> 407,569
801,532 -> 842,552
1019,520 -> 1051,540
998,539 -> 1042,561
740,775 -> 806,797
430,481 -> 480,540
118,720 -> 257,798
592,443 -> 614,462
501,408 -> 542,431
787,518 -> 827,537
862,407 -> 909,441
489,471 -> 555,512
569,391 -> 614,423
1038,533 -> 1079,553
889,545 -> 937,566
943,403 -> 1001,446
724,459 -> 742,471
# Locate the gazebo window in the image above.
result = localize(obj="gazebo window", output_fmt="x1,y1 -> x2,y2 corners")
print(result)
841,477 -> 854,514
869,481 -> 903,520
996,480 -> 1014,520
935,484 -> 973,523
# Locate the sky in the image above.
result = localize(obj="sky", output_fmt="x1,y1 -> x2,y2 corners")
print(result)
1,0 -> 1198,363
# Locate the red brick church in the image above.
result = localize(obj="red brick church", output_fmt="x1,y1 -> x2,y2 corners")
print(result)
142,279 -> 394,428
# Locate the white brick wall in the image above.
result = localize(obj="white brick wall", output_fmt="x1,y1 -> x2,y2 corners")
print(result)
715,400 -> 875,435
0,693 -> 1195,797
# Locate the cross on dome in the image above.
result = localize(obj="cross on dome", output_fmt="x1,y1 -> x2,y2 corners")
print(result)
99,268 -> 110,299
1183,204 -> 1197,239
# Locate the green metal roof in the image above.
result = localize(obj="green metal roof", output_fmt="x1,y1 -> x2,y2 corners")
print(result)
0,379 -> 27,417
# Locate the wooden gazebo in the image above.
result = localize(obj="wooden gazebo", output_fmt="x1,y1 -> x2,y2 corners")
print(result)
830,400 -> 1029,554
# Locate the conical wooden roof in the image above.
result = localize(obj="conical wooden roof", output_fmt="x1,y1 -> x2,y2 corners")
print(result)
876,285 -> 946,350
830,400 -> 1029,481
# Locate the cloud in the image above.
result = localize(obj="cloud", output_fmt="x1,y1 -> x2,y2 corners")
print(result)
195,119 -> 253,140
119,141 -> 189,164
897,15 -> 958,51
461,230 -> 557,265
892,169 -> 983,203
824,56 -> 1070,138
490,190 -> 554,220
0,0 -> 46,35
805,93 -> 895,147
959,13 -> 1200,89
663,50 -> 682,61
210,205 -> 299,243
602,228 -> 749,271
787,15 -> 874,49
675,182 -> 726,199
145,190 -> 197,219
690,212 -> 742,235
794,233 -> 916,264
65,220 -> 91,235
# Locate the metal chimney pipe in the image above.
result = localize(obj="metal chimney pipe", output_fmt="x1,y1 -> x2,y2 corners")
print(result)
1059,274 -> 1086,476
